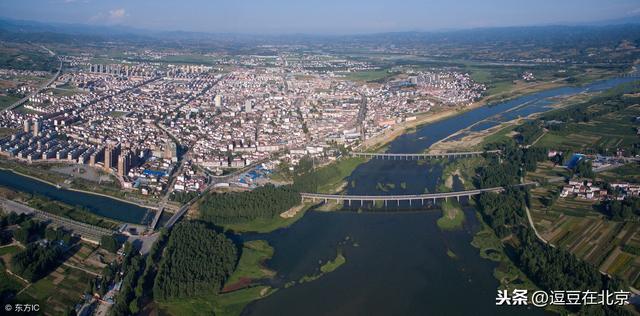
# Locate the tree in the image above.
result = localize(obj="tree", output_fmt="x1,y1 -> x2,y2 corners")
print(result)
100,235 -> 119,253
199,184 -> 300,224
153,221 -> 238,300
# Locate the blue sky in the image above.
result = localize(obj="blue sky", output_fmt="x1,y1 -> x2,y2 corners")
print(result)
1,0 -> 639,34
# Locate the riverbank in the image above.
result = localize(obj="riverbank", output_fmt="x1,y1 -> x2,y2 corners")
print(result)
361,73 -> 621,152
0,168 -> 152,224
0,163 -> 159,211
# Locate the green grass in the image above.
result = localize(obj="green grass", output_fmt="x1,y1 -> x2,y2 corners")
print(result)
480,125 -> 518,147
107,110 -> 129,117
222,203 -> 312,233
0,95 -> 20,109
0,266 -> 24,299
159,286 -> 274,316
598,163 -> 640,184
0,245 -> 20,257
446,249 -> 458,259
320,249 -> 346,274
436,200 -> 465,230
339,69 -> 397,82
315,157 -> 368,194
225,240 -> 275,287
17,265 -> 91,315
470,212 -> 539,292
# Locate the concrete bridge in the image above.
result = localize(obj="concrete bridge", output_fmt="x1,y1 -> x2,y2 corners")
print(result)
300,182 -> 535,207
350,150 -> 501,160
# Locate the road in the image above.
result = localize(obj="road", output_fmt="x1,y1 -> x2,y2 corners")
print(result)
2,47 -> 63,113
0,198 -> 115,243
301,182 -> 537,202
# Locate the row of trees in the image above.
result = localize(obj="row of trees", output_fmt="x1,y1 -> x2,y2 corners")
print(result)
111,243 -> 145,316
153,221 -> 238,300
199,184 -> 300,224
476,190 -> 632,315
514,121 -> 544,145
477,142 -> 548,188
12,243 -> 63,282
542,82 -> 640,124
601,198 -> 640,221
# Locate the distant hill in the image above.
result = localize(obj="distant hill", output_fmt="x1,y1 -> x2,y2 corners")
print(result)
0,16 -> 639,48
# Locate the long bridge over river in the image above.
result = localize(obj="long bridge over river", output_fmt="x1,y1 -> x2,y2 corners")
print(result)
350,150 -> 501,160
301,182 -> 536,207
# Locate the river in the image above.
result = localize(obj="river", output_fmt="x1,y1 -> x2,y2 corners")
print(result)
0,169 -> 153,224
241,76 -> 639,316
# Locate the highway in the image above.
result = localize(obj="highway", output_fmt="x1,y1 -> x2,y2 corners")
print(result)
2,48 -> 63,114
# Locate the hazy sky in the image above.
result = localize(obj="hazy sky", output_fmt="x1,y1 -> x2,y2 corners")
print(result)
1,0 -> 639,34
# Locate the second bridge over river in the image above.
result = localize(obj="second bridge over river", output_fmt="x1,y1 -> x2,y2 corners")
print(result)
350,150 -> 501,160
301,183 -> 536,207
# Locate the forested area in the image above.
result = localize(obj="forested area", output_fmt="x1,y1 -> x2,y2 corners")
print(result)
12,243 -> 63,282
514,121 -> 544,145
476,189 -> 632,315
542,81 -> 640,124
199,184 -> 300,224
601,198 -> 640,221
153,221 -> 237,300
475,137 -> 633,315
477,142 -> 547,188
100,234 -> 120,253
111,242 -> 145,316
171,191 -> 199,204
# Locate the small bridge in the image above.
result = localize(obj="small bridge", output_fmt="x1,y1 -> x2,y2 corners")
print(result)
301,182 -> 535,207
350,150 -> 501,160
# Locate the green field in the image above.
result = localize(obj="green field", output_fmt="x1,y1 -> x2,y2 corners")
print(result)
222,203 -> 311,233
0,94 -> 20,109
470,212 -> 539,292
159,286 -> 274,316
598,162 -> 640,183
320,249 -> 346,274
535,104 -> 640,152
315,157 -> 368,193
436,200 -> 466,230
17,265 -> 91,315
0,245 -> 20,257
224,240 -> 275,288
339,69 -> 397,82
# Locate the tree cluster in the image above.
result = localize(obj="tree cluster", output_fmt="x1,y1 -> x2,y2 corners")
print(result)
514,121 -> 544,145
11,243 -> 62,282
601,198 -> 640,221
199,184 -> 300,224
153,222 -> 238,300
476,189 -> 632,315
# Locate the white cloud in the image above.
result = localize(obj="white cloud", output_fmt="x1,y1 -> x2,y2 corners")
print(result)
108,8 -> 126,22
89,8 -> 127,24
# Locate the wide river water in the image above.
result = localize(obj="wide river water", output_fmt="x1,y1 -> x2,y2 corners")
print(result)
241,76 -> 638,316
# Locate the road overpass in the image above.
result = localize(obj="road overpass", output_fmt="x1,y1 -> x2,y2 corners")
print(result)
300,182 -> 536,206
350,150 -> 501,160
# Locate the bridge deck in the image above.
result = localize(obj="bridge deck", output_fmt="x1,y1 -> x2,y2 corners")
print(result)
301,183 -> 535,201
351,150 -> 501,158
